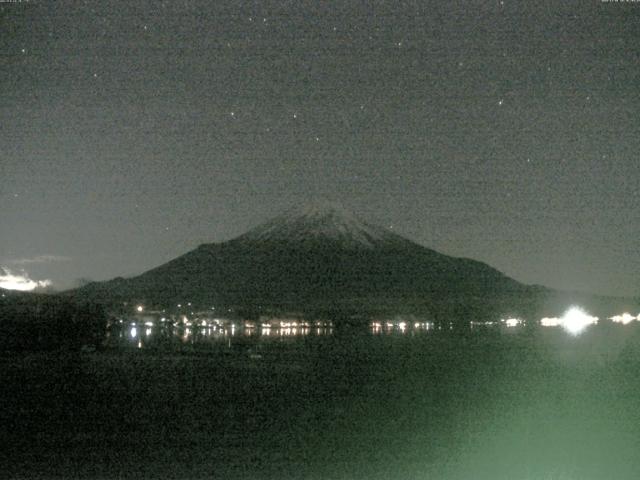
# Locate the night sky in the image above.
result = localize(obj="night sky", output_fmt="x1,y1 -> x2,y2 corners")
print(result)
1,0 -> 639,296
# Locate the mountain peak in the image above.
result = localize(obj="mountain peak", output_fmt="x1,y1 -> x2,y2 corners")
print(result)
234,202 -> 409,249
287,200 -> 353,218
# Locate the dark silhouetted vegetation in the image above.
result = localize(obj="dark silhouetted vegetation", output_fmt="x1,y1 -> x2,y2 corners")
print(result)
0,291 -> 107,352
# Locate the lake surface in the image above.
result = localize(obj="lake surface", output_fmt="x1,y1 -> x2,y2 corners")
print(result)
3,323 -> 640,479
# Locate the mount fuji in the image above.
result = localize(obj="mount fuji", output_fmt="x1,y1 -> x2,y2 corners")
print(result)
68,203 -> 632,322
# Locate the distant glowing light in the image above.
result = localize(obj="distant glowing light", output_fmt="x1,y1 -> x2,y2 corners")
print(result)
130,327 -> 137,338
0,268 -> 51,291
561,307 -> 598,335
540,317 -> 562,327
136,305 -> 144,312
502,318 -> 522,328
611,313 -> 636,325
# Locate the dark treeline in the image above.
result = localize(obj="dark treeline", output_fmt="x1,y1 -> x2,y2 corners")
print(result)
0,291 -> 107,352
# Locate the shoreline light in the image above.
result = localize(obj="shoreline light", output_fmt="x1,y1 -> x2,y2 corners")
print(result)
561,307 -> 598,335
502,318 -> 522,328
540,317 -> 562,327
610,313 -> 636,325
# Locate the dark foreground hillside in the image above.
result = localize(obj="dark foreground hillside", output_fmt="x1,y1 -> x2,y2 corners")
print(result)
2,327 -> 640,479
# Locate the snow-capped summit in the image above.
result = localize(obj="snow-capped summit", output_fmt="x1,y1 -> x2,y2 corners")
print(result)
235,201 -> 409,249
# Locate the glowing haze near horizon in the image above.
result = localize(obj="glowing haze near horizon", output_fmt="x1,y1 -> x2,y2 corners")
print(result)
1,1 -> 639,296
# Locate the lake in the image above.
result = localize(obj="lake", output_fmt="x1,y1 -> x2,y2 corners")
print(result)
2,322 -> 640,479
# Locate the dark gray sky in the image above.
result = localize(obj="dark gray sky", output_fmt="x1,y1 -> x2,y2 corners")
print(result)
1,0 -> 639,296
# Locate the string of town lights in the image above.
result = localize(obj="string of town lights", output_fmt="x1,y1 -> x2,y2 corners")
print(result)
123,304 -> 640,343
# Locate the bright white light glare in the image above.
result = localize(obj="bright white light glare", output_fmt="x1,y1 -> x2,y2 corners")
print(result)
0,267 -> 51,291
136,305 -> 144,312
610,313 -> 636,325
561,307 -> 598,335
540,317 -> 562,327
130,327 -> 137,338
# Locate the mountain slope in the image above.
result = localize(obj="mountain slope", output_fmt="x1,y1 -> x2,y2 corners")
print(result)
70,203 -> 540,321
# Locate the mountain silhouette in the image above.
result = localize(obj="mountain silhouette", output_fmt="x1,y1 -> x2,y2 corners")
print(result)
68,203 -> 635,323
